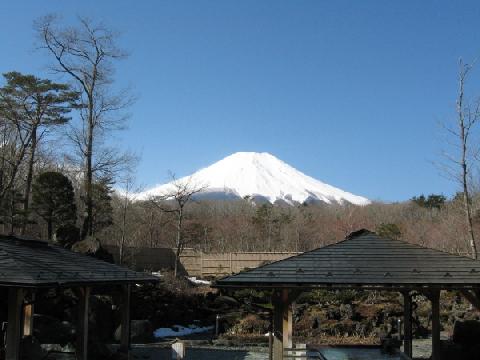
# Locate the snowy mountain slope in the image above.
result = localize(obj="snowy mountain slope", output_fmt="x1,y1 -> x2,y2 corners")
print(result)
136,152 -> 370,205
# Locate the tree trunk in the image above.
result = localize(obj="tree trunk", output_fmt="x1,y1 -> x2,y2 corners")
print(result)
47,218 -> 53,241
457,65 -> 478,259
119,193 -> 128,265
82,95 -> 94,239
149,210 -> 155,247
21,126 -> 37,235
9,187 -> 15,234
174,207 -> 183,278
462,168 -> 477,259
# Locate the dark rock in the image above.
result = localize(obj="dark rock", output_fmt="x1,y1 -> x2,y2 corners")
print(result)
72,236 -> 101,254
214,296 -> 239,308
339,304 -> 353,320
326,308 -> 340,320
465,343 -> 480,360
453,320 -> 480,347
20,336 -> 47,360
54,224 -> 81,248
114,320 -> 153,343
90,295 -> 116,342
33,314 -> 75,345
109,351 -> 129,360
88,339 -> 113,360
380,338 -> 401,354
71,236 -> 114,263
439,340 -> 463,360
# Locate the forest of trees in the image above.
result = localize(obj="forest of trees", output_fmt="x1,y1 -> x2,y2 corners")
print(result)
2,15 -> 480,265
104,192 -> 480,257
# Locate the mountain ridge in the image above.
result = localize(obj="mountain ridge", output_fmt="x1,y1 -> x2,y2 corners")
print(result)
136,152 -> 370,205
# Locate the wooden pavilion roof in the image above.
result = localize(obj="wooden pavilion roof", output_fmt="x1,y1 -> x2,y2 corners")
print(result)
0,234 -> 158,287
215,230 -> 480,290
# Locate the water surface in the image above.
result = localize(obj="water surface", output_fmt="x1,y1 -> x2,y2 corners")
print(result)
319,347 -> 400,360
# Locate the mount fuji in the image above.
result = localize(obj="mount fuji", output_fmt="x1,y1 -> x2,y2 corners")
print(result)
136,152 -> 370,205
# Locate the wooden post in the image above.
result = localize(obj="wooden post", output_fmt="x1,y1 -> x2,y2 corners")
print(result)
22,304 -> 33,337
430,290 -> 441,360
6,288 -> 24,360
120,284 -> 131,354
402,291 -> 413,358
271,289 -> 294,360
269,316 -> 273,360
76,287 -> 91,360
284,303 -> 293,349
272,290 -> 285,360
229,252 -> 233,273
172,341 -> 185,359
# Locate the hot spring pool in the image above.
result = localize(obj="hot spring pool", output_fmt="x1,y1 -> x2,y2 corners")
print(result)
50,346 -> 402,360
319,347 -> 400,360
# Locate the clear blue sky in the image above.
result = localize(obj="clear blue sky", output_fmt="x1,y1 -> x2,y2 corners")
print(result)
1,0 -> 480,202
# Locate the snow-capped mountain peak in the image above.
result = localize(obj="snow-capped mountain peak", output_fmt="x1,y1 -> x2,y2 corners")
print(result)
136,152 -> 370,205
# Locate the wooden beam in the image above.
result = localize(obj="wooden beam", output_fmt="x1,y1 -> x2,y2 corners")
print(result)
430,289 -> 441,360
6,288 -> 24,360
119,284 -> 131,354
402,291 -> 413,358
76,287 -> 91,360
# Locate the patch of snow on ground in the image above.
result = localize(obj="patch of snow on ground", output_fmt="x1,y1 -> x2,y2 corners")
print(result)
187,276 -> 211,285
154,324 -> 214,338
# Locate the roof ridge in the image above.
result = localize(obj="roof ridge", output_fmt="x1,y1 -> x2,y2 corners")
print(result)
215,229 -> 480,287
343,232 -> 477,261
215,230 -> 376,282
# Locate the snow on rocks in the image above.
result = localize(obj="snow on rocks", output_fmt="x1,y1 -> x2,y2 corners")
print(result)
154,324 -> 214,338
186,276 -> 211,285
151,271 -> 163,278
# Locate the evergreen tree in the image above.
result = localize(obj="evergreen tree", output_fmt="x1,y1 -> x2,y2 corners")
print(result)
376,223 -> 402,240
31,172 -> 77,240
425,194 -> 446,210
0,72 -> 78,233
411,194 -> 427,207
411,194 -> 446,209
0,188 -> 25,234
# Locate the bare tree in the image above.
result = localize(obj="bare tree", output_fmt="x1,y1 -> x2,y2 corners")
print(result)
441,59 -> 480,259
115,161 -> 144,265
36,15 -> 133,239
150,175 -> 206,277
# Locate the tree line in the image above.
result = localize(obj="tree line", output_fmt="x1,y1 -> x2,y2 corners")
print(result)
104,191 -> 480,261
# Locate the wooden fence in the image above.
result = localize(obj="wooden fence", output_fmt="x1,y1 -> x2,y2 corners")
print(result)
195,251 -> 300,277
105,245 -> 299,277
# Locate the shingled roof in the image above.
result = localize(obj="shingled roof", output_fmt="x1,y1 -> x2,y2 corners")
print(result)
0,235 -> 158,287
215,230 -> 480,289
